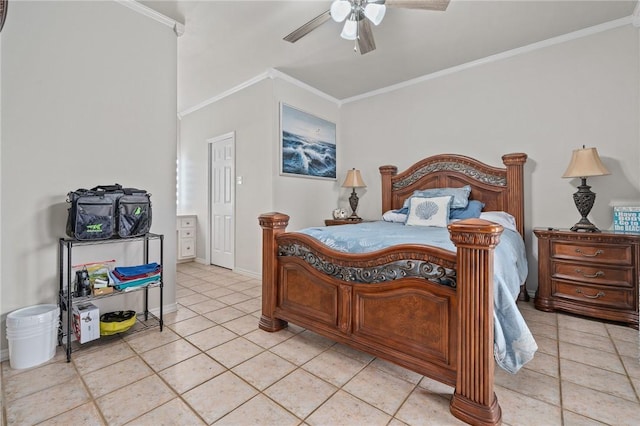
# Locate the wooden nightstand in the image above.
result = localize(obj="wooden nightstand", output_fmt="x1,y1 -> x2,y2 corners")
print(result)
325,218 -> 363,226
534,228 -> 639,329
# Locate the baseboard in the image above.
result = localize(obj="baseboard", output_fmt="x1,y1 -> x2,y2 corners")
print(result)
150,302 -> 178,317
0,348 -> 8,363
232,267 -> 260,280
191,259 -> 259,280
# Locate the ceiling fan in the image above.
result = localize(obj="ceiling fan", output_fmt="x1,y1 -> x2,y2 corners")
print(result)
284,0 -> 450,55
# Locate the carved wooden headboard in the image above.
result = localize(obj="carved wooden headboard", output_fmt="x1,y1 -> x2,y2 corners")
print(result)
380,153 -> 527,238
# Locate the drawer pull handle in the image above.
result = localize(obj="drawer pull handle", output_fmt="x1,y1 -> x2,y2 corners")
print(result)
575,248 -> 603,258
575,269 -> 605,279
576,288 -> 605,299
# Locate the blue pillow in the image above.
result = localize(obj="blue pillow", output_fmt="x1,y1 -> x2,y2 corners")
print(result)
450,200 -> 484,220
402,185 -> 472,210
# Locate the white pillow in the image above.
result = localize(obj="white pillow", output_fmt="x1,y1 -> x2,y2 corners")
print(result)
405,196 -> 452,228
382,210 -> 407,223
479,211 -> 518,233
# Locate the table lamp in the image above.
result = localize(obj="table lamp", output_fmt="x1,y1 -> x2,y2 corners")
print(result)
342,168 -> 366,220
562,146 -> 610,232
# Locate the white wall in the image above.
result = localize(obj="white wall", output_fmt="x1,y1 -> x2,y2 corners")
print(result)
179,80 -> 274,276
1,1 -> 178,351
178,77 -> 341,277
271,79 -> 342,232
340,24 -> 640,294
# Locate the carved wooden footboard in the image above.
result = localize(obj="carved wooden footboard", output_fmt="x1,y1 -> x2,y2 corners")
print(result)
259,214 -> 504,425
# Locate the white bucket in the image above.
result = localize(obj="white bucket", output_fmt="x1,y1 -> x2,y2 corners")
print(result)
6,304 -> 59,369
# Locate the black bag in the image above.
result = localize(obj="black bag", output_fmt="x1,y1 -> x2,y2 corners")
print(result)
66,188 -> 117,240
66,184 -> 152,240
116,189 -> 152,238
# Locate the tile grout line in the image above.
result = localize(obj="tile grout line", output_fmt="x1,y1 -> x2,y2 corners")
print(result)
605,323 -> 640,404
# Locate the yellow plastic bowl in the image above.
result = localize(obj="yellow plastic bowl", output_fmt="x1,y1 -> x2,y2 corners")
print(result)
100,311 -> 136,336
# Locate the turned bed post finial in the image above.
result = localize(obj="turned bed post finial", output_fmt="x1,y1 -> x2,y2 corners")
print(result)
258,212 -> 289,332
379,165 -> 398,214
448,219 -> 504,426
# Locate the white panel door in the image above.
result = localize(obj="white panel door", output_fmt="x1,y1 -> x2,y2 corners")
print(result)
210,134 -> 234,269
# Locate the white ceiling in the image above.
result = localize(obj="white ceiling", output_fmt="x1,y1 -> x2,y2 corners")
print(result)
140,1 -> 638,113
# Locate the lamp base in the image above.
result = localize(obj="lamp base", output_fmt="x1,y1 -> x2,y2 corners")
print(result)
348,188 -> 360,220
570,178 -> 600,232
570,218 -> 601,232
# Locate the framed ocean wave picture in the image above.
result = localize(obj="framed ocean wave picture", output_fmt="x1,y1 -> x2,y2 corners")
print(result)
280,103 -> 336,180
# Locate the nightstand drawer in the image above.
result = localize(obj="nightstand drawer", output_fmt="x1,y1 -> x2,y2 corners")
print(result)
325,218 -> 363,226
551,241 -> 632,265
552,281 -> 636,310
179,229 -> 195,239
180,217 -> 196,228
551,262 -> 634,288
179,238 -> 196,258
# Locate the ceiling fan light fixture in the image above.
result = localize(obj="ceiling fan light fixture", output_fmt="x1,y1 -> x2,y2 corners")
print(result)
341,17 -> 358,40
364,3 -> 386,25
330,0 -> 352,23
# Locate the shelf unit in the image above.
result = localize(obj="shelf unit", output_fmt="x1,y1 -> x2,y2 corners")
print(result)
58,233 -> 164,361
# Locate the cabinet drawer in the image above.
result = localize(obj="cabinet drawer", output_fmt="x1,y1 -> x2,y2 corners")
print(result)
552,280 -> 636,310
551,241 -> 632,265
551,262 -> 634,288
179,217 -> 196,229
180,238 -> 196,258
179,229 -> 194,239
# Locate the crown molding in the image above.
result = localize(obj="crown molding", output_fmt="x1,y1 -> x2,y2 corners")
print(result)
179,14 -> 635,116
267,69 -> 342,105
179,69 -> 340,118
178,71 -> 271,118
115,0 -> 185,36
342,16 -> 633,104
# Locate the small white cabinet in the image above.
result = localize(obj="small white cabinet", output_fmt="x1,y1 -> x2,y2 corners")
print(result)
177,215 -> 197,262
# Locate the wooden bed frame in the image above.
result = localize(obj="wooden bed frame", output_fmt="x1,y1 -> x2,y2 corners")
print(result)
259,153 -> 528,425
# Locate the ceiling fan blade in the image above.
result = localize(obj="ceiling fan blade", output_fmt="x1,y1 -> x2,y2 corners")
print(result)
385,0 -> 450,11
357,19 -> 376,55
283,10 -> 331,43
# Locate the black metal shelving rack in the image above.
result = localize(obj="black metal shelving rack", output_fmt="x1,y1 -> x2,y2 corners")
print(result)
58,233 -> 164,361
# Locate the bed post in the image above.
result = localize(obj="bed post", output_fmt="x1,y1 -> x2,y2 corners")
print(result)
502,152 -> 528,301
258,212 -> 289,332
448,219 -> 504,426
501,153 -> 527,238
379,165 -> 398,214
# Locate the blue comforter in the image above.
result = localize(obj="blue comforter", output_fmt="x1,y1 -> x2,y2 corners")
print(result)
299,221 -> 537,373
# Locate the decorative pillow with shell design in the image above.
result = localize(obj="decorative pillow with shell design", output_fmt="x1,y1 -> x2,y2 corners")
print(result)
405,195 -> 452,228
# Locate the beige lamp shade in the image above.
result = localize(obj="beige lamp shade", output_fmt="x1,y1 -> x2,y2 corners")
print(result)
562,147 -> 610,178
342,168 -> 366,188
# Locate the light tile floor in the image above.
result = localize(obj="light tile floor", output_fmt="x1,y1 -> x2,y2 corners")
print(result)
2,262 -> 639,425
